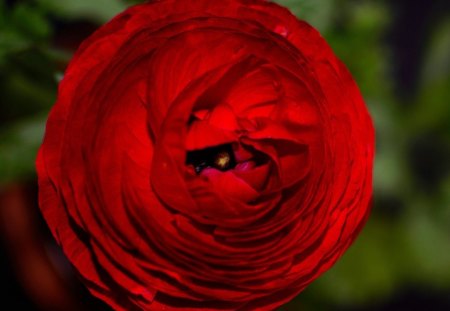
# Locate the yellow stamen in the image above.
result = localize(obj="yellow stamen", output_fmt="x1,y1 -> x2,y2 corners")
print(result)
214,152 -> 231,170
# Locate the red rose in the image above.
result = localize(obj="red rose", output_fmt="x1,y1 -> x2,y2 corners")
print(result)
36,0 -> 374,310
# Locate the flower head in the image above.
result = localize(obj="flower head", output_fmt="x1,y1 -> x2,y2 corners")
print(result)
36,0 -> 375,310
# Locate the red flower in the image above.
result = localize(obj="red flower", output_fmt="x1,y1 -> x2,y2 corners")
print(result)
36,0 -> 374,310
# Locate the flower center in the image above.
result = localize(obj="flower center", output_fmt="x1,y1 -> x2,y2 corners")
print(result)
214,151 -> 231,169
186,144 -> 237,174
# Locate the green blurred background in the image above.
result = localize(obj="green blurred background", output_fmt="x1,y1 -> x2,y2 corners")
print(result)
0,0 -> 449,310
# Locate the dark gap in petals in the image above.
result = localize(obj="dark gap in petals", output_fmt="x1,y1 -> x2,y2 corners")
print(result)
188,276 -> 245,291
237,143 -> 270,168
62,180 -> 91,246
247,197 -> 282,227
187,114 -> 197,125
292,229 -> 328,265
144,269 -> 206,298
186,143 -> 236,174
269,139 -> 308,157
174,217 -> 217,236
87,243 -> 141,310
213,225 -> 287,249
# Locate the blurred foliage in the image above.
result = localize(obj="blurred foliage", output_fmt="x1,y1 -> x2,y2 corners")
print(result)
36,0 -> 127,23
0,0 -> 449,310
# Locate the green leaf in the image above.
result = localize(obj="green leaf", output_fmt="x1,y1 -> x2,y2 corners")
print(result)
36,0 -> 128,24
12,3 -> 52,40
420,19 -> 450,88
0,115 -> 47,185
403,204 -> 450,287
0,49 -> 58,121
407,19 -> 450,134
275,0 -> 335,32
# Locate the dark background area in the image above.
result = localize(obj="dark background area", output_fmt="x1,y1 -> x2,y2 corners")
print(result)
0,0 -> 449,310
